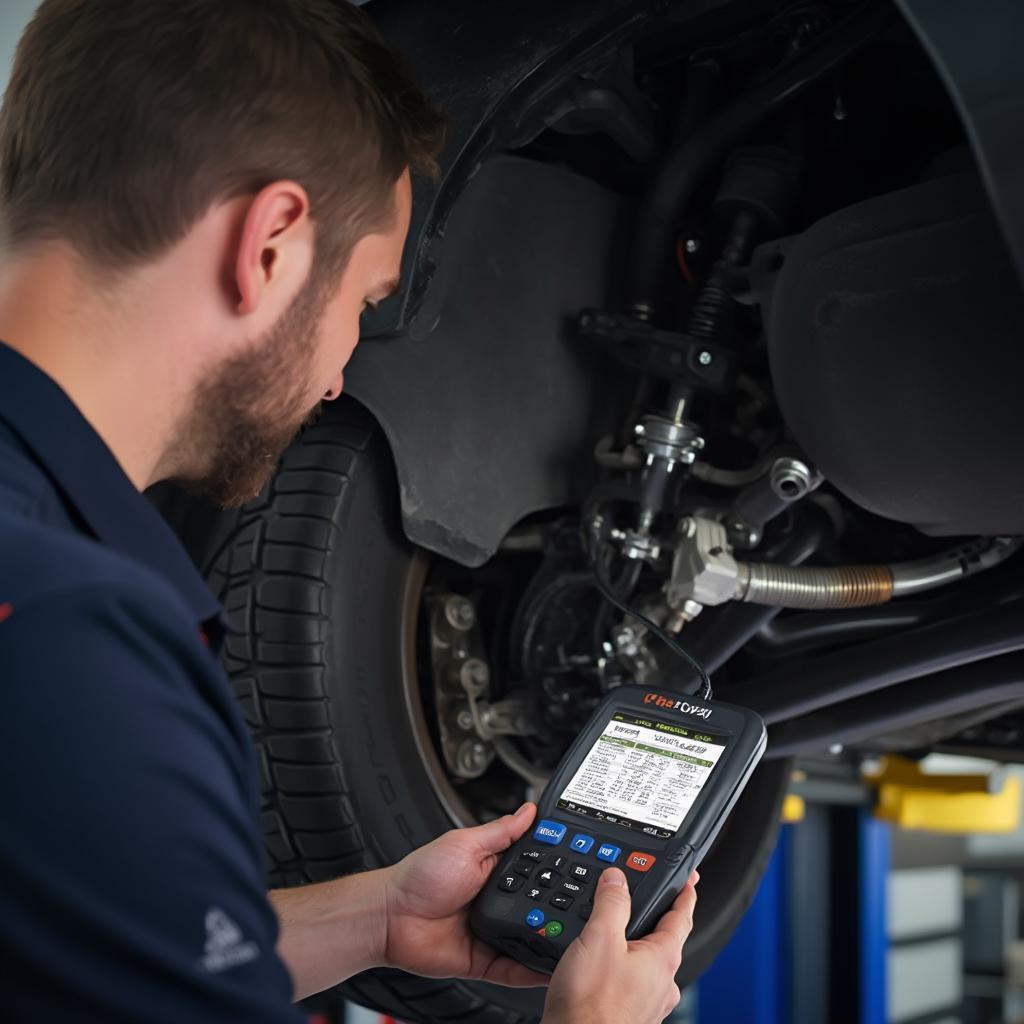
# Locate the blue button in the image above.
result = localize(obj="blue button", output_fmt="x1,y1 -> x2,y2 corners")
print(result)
525,908 -> 545,928
597,843 -> 621,863
570,833 -> 595,854
533,820 -> 567,845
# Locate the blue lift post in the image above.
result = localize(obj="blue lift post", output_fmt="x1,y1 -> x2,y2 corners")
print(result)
695,809 -> 891,1024
859,811 -> 890,1024
696,827 -> 791,1023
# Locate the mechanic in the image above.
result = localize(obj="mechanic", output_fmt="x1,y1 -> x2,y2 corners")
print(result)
0,2 -> 699,1022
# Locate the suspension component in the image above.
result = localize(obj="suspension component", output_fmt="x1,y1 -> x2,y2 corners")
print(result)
728,452 -> 824,546
577,308 -> 737,391
619,413 -> 706,563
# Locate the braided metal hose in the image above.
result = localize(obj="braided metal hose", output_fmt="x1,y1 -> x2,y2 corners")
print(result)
736,563 -> 893,609
734,537 -> 1022,610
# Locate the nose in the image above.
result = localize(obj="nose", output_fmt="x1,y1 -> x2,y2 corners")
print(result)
323,372 -> 344,401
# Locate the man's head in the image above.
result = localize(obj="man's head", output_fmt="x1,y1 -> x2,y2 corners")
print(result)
0,0 -> 442,505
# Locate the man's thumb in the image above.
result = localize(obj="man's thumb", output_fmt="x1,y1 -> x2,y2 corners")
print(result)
584,868 -> 632,937
470,801 -> 536,855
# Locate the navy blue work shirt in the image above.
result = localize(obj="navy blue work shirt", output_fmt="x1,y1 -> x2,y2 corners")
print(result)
0,341 -> 303,1022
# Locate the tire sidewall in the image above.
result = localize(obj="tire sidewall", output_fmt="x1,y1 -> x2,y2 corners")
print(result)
320,426 -> 452,865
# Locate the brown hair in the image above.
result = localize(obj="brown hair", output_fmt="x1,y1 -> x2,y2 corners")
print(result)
0,0 -> 444,281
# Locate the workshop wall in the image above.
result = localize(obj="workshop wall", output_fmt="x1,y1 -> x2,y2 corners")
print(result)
0,0 -> 37,94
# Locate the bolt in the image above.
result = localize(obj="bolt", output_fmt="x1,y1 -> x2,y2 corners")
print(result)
685,238 -> 700,254
471,742 -> 488,767
698,350 -> 713,366
444,596 -> 476,631
456,709 -> 474,731
456,740 -> 490,776
665,611 -> 688,634
460,657 -> 490,694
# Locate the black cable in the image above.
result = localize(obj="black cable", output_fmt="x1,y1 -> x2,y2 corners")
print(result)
587,529 -> 713,700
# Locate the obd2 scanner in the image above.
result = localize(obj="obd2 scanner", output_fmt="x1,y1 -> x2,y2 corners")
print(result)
470,685 -> 766,973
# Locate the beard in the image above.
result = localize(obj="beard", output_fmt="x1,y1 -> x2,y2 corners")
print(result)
172,271 -> 333,508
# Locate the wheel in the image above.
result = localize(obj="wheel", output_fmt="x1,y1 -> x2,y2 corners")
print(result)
186,398 -> 787,1022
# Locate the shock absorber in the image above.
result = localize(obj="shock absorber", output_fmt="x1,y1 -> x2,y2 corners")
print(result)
619,409 -> 705,565
687,210 -> 757,342
688,146 -> 803,343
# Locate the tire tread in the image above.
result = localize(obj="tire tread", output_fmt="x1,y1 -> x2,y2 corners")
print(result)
203,412 -> 538,1024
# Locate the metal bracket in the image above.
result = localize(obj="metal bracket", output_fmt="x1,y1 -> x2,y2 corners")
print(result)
666,516 -> 741,608
577,308 -> 737,391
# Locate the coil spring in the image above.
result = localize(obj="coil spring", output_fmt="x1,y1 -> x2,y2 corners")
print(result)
687,266 -> 732,341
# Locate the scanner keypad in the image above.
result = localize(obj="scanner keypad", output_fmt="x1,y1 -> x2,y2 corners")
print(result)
495,823 -> 658,945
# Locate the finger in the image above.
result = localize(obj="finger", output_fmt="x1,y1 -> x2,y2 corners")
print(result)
582,868 -> 632,940
648,877 -> 697,951
467,802 -> 536,856
479,952 -> 551,988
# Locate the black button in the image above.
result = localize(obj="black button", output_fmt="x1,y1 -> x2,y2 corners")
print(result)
578,901 -> 593,921
498,873 -> 524,893
569,863 -> 591,882
550,894 -> 574,910
483,894 -> 517,919
562,880 -> 583,895
550,855 -> 567,871
514,863 -> 532,877
536,868 -> 557,887
526,886 -> 545,901
520,850 -> 544,862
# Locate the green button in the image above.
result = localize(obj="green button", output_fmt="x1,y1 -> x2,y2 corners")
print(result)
545,920 -> 564,938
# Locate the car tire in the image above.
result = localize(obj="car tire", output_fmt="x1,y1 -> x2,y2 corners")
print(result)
185,398 -> 788,1022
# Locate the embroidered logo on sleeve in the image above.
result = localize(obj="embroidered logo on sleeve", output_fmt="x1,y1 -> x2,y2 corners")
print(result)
200,907 -> 260,973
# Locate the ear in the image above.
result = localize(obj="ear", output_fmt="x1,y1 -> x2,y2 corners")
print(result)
233,181 -> 313,317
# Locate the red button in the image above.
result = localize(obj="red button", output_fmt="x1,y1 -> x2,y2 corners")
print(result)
626,851 -> 656,872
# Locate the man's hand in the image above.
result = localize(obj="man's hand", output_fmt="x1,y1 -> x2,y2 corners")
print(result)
382,802 -> 549,987
541,866 -> 699,1024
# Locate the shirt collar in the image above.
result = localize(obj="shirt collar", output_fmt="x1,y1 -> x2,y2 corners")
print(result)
0,341 -> 222,625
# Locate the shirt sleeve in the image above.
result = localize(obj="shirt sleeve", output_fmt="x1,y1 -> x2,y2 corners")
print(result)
0,582 -> 305,1023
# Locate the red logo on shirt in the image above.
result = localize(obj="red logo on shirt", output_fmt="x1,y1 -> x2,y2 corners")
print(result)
0,602 -> 13,624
